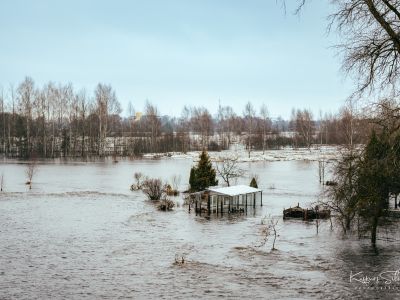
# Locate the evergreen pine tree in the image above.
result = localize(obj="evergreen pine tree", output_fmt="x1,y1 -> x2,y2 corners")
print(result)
189,150 -> 218,192
250,177 -> 258,188
189,167 -> 197,191
357,130 -> 391,245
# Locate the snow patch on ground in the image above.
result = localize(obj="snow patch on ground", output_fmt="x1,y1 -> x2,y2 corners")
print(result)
142,145 -> 344,162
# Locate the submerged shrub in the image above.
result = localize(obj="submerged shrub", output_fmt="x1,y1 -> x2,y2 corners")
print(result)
165,184 -> 179,196
142,178 -> 164,200
158,198 -> 175,211
250,177 -> 258,188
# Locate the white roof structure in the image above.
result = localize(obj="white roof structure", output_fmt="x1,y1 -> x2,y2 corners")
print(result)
207,185 -> 262,197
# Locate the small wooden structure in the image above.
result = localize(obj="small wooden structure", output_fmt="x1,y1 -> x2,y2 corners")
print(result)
190,185 -> 263,215
283,204 -> 331,220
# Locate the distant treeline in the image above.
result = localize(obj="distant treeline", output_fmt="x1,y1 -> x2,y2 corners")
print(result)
0,77 -> 373,158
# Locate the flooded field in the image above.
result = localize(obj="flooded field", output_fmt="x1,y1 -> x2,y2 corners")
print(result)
0,158 -> 399,299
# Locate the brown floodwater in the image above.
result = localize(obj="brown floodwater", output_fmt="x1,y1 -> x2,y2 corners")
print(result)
0,157 -> 399,299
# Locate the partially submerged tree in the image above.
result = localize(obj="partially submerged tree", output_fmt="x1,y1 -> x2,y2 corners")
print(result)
324,127 -> 399,245
25,160 -> 37,189
260,216 -> 279,251
356,131 -> 391,245
135,176 -> 175,210
216,156 -> 244,187
189,150 -> 218,192
323,150 -> 360,233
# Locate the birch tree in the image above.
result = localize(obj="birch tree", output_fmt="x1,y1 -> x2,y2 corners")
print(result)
95,83 -> 119,156
260,104 -> 270,154
144,101 -> 160,153
243,101 -> 256,158
17,77 -> 35,156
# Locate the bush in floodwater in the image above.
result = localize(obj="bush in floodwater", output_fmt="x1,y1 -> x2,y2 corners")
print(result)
141,178 -> 165,200
157,198 -> 175,211
250,177 -> 258,188
174,254 -> 185,265
165,184 -> 179,196
131,172 -> 146,190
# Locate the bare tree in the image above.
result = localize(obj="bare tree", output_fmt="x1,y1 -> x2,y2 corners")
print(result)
191,107 -> 213,150
339,99 -> 358,149
224,105 -> 236,147
292,108 -> 314,148
216,156 -> 244,186
243,102 -> 256,158
260,104 -> 270,154
321,150 -> 361,233
17,77 -> 35,156
0,87 -> 5,154
260,215 -> 279,251
289,0 -> 400,98
142,178 -> 165,200
144,101 -> 160,153
217,101 -> 225,150
127,100 -> 135,140
329,0 -> 400,97
25,160 -> 38,189
179,105 -> 191,153
95,83 -> 120,156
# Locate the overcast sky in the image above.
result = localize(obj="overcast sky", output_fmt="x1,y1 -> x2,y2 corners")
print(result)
0,0 -> 353,119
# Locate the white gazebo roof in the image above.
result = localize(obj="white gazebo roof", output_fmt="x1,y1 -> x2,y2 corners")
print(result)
207,185 -> 262,197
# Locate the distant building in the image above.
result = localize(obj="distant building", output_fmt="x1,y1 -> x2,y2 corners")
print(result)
135,112 -> 142,121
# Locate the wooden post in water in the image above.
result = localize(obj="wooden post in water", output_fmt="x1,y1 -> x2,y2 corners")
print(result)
245,194 -> 248,214
220,197 -> 223,215
195,197 -> 198,215
228,197 -> 231,213
207,194 -> 211,215
253,193 -> 256,208
261,191 -> 263,206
